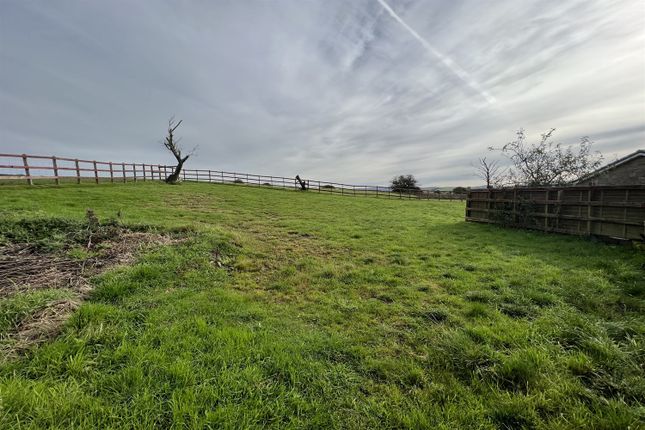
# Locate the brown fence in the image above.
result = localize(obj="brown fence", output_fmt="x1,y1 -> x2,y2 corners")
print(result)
0,153 -> 466,201
465,186 -> 645,241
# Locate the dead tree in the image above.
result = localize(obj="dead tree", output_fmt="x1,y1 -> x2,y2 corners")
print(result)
295,175 -> 308,190
162,117 -> 194,184
475,157 -> 503,189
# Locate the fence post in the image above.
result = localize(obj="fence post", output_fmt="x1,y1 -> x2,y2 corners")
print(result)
158,165 -> 162,181
132,163 -> 137,182
208,170 -> 212,183
586,189 -> 592,235
544,190 -> 550,232
142,164 -> 146,181
623,189 -> 629,238
75,159 -> 81,184
93,161 -> 99,184
149,164 -> 154,181
52,156 -> 59,185
512,189 -> 517,224
21,154 -> 32,185
109,162 -> 114,183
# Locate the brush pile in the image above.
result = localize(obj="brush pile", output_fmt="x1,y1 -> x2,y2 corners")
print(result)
0,210 -> 180,358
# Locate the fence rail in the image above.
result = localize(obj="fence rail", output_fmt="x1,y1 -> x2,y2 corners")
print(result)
0,153 -> 466,201
465,185 -> 645,241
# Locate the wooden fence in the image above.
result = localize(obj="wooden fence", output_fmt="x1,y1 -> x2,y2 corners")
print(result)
0,153 -> 466,201
465,185 -> 645,241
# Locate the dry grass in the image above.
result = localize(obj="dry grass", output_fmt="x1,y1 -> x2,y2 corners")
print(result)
0,228 -> 182,359
0,244 -> 83,295
7,299 -> 81,356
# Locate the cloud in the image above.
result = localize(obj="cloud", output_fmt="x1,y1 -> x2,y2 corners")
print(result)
375,0 -> 496,104
0,0 -> 643,186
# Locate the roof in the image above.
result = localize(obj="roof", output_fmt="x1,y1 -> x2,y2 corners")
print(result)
576,149 -> 645,182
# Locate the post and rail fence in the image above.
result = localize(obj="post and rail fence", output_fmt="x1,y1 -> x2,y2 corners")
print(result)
466,186 -> 645,241
0,153 -> 466,201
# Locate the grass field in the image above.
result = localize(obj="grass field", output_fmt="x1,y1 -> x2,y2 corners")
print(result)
0,182 -> 643,429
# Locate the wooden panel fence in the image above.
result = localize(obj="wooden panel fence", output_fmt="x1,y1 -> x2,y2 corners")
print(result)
0,153 -> 466,201
466,186 -> 645,241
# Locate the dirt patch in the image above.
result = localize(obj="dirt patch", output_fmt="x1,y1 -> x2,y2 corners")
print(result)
0,221 -> 183,359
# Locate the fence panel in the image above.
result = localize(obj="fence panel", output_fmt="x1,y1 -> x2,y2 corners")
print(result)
465,185 -> 645,241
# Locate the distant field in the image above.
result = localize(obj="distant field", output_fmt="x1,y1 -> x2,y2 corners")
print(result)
0,182 -> 643,429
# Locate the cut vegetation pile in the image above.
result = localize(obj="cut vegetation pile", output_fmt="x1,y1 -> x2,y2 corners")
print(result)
0,182 -> 643,429
0,213 -> 181,359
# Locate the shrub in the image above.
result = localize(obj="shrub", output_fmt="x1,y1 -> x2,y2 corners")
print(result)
390,175 -> 421,193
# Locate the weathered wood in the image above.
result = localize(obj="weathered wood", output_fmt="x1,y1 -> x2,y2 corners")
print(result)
466,185 -> 644,241
22,154 -> 32,185
52,156 -> 59,185
295,175 -> 307,191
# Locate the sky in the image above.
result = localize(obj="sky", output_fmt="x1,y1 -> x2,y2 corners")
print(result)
1,0 -> 644,187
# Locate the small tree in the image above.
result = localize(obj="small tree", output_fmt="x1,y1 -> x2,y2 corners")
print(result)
390,174 -> 420,193
162,117 -> 195,184
452,186 -> 469,194
474,157 -> 504,189
490,129 -> 602,187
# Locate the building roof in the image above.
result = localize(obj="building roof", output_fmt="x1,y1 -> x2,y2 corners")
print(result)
576,149 -> 645,182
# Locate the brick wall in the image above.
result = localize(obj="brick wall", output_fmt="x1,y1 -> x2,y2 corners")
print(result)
578,157 -> 645,186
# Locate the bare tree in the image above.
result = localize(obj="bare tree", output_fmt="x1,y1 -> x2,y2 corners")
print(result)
475,157 -> 504,189
162,117 -> 194,184
489,129 -> 603,187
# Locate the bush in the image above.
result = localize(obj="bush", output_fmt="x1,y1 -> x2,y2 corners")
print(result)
390,175 -> 420,193
491,198 -> 540,227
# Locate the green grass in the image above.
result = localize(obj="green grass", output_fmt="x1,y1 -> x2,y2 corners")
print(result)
0,181 -> 643,429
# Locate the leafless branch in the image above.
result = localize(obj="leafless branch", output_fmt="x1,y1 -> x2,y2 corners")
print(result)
489,128 -> 603,187
474,157 -> 504,189
161,116 -> 194,183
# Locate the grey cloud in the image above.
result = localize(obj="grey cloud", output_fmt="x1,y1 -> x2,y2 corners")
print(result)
1,0 -> 643,186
